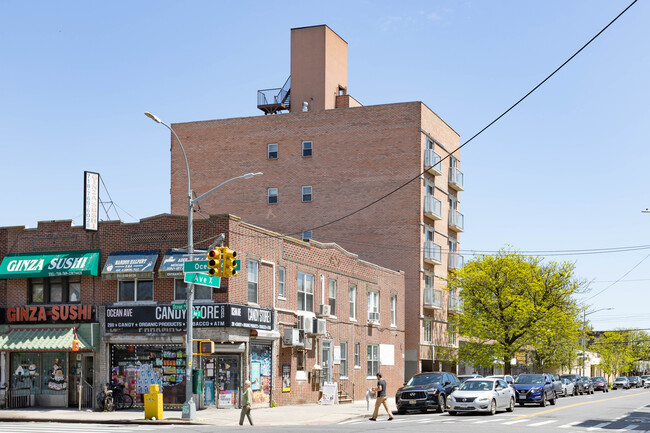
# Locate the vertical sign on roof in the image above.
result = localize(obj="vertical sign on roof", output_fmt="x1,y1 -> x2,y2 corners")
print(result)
83,171 -> 99,231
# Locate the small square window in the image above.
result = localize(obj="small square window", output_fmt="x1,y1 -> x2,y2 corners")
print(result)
268,188 -> 278,204
302,141 -> 312,157
302,230 -> 312,242
302,186 -> 312,202
268,143 -> 278,160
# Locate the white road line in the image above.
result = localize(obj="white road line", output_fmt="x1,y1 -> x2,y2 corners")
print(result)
0,428 -> 135,433
529,420 -> 557,427
338,420 -> 357,424
587,422 -> 611,430
560,421 -> 580,429
417,419 -> 433,423
621,424 -> 640,431
473,418 -> 504,424
502,419 -> 528,425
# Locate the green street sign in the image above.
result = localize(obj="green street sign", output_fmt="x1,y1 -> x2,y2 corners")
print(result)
192,310 -> 203,318
172,303 -> 187,311
234,259 -> 241,272
184,272 -> 221,288
184,260 -> 210,273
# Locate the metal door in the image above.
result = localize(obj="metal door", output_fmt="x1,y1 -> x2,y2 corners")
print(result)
321,340 -> 332,384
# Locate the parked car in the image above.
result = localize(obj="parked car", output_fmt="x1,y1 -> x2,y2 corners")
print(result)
513,373 -> 556,406
395,372 -> 460,414
560,374 -> 585,395
643,376 -> 650,388
560,378 -> 576,397
628,376 -> 642,388
613,376 -> 631,390
550,375 -> 563,398
458,374 -> 483,383
591,376 -> 609,393
448,378 -> 515,415
579,377 -> 594,394
488,375 -> 515,388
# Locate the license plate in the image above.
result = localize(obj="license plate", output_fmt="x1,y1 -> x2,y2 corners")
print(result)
409,400 -> 416,404
459,404 -> 469,409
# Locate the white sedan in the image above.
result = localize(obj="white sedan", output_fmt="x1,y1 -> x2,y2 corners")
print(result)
448,378 -> 516,415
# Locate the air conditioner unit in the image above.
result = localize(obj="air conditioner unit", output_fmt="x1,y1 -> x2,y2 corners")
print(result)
314,318 -> 326,335
283,329 -> 301,346
304,337 -> 313,351
297,315 -> 311,331
368,312 -> 380,322
317,304 -> 331,317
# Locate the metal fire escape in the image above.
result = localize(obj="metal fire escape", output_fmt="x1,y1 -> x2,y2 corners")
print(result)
257,76 -> 291,115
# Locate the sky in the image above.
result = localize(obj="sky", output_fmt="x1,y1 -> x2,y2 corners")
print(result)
1,1 -> 648,331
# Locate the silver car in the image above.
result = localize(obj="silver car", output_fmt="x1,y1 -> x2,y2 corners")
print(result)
448,378 -> 515,415
560,378 -> 576,397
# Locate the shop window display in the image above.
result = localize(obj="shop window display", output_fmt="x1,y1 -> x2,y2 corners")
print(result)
110,344 -> 186,406
251,344 -> 271,406
10,352 -> 67,396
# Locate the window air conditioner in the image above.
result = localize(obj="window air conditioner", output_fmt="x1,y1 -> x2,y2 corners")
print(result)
317,304 -> 331,317
368,312 -> 380,322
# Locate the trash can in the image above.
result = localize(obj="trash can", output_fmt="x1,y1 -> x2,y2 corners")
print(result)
144,384 -> 163,420
192,369 -> 203,395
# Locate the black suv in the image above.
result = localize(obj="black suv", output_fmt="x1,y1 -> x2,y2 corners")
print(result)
396,372 -> 460,414
579,377 -> 594,394
560,374 -> 585,395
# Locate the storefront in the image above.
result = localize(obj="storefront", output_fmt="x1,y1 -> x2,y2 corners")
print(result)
0,250 -> 101,408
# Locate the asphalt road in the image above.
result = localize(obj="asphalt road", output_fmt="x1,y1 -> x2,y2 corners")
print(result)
2,387 -> 649,433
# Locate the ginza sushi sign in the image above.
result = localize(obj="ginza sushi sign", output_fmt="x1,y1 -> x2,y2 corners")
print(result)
105,303 -> 273,333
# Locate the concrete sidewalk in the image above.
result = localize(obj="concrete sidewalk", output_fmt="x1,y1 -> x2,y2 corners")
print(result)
0,399 -> 398,426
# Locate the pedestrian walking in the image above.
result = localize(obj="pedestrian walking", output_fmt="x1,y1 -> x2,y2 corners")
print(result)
239,380 -> 253,426
369,372 -> 393,421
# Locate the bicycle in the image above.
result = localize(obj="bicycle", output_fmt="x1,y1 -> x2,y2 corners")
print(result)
97,383 -> 133,411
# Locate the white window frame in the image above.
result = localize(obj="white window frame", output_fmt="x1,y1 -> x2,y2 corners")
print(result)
328,279 -> 337,316
340,341 -> 348,378
367,291 -> 379,323
302,141 -> 312,157
278,266 -> 286,298
267,188 -> 278,204
354,342 -> 361,368
297,271 -> 314,312
424,319 -> 432,342
367,344 -> 379,378
349,286 -> 357,321
390,295 -> 397,327
302,186 -> 312,202
174,279 -> 211,301
268,143 -> 278,159
118,279 -> 153,303
248,260 -> 259,304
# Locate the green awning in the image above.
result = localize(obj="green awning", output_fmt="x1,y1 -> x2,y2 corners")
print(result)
0,250 -> 101,279
0,324 -> 94,351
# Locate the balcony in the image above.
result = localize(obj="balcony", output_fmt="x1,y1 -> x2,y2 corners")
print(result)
423,288 -> 443,309
424,241 -> 442,265
449,209 -> 464,232
425,150 -> 443,175
448,253 -> 464,270
448,294 -> 463,314
449,167 -> 464,191
424,195 -> 442,220
257,76 -> 291,115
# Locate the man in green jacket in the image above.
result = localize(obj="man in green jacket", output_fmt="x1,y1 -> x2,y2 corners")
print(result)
239,380 -> 253,425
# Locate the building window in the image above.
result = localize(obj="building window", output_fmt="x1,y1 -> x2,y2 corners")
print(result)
302,230 -> 312,242
302,141 -> 312,157
448,324 -> 457,346
297,272 -> 314,312
268,143 -> 278,159
328,279 -> 337,316
302,186 -> 312,202
390,295 -> 397,327
424,319 -> 432,342
367,291 -> 379,322
349,286 -> 357,320
367,344 -> 379,377
340,342 -> 348,377
118,279 -> 153,302
297,351 -> 306,371
29,276 -> 81,304
248,260 -> 259,304
354,343 -> 360,368
174,280 -> 211,301
268,188 -> 278,204
278,266 -> 286,298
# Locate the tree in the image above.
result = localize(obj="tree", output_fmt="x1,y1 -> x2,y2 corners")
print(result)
448,249 -> 583,374
596,330 -> 638,380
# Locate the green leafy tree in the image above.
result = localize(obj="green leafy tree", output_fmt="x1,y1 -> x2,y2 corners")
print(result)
449,249 -> 583,374
595,330 -> 639,381
531,310 -> 581,372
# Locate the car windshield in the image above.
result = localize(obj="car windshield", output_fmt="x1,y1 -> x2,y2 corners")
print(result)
615,377 -> 627,381
515,374 -> 544,384
592,377 -> 605,381
460,380 -> 494,391
406,373 -> 443,386
559,375 -> 575,380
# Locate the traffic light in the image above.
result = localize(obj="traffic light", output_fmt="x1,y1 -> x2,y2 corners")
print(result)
221,247 -> 238,277
199,340 -> 215,354
207,248 -> 222,277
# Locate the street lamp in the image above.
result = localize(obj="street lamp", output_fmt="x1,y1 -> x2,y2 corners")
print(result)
582,307 -> 614,376
145,111 -> 262,419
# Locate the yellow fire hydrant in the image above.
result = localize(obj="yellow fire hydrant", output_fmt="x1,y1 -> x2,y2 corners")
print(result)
144,384 -> 163,420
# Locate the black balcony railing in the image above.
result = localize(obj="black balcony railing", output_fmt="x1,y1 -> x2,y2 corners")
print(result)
257,76 -> 291,114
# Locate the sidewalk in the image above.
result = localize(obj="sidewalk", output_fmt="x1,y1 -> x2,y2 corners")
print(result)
0,399 -> 398,426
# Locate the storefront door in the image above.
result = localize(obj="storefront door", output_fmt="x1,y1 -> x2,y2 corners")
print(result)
216,355 -> 240,408
322,340 -> 332,383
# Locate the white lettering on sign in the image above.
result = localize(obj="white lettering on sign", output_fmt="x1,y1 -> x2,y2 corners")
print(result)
7,259 -> 45,272
156,306 -> 186,320
231,307 -> 241,317
248,308 -> 272,323
48,257 -> 89,270
106,308 -> 133,318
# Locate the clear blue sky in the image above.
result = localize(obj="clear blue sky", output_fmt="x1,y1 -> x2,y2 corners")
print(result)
1,1 -> 648,330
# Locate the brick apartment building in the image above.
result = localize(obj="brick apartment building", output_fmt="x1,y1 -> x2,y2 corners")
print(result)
167,25 -> 463,380
0,214 -> 404,408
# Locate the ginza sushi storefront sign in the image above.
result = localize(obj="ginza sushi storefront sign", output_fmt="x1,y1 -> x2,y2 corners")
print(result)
0,250 -> 100,278
105,303 -> 273,333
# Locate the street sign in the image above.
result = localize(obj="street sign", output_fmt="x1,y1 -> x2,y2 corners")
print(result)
234,259 -> 241,272
192,310 -> 203,318
184,272 -> 221,288
184,260 -> 210,273
172,303 -> 186,311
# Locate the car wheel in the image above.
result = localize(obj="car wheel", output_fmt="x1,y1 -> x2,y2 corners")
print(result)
489,399 -> 497,415
563,389 -> 567,397
519,402 -> 525,406
448,411 -> 457,416
397,409 -> 406,415
590,388 -> 594,395
550,393 -> 556,406
435,395 -> 446,413
539,393 -> 547,407
506,397 -> 515,412
573,387 -> 577,396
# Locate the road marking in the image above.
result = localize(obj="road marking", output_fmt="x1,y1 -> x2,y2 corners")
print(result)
506,390 -> 650,421
473,418 -> 504,424
502,419 -> 528,425
529,420 -> 557,426
559,421 -> 580,428
587,422 -> 611,430
620,424 -> 640,431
